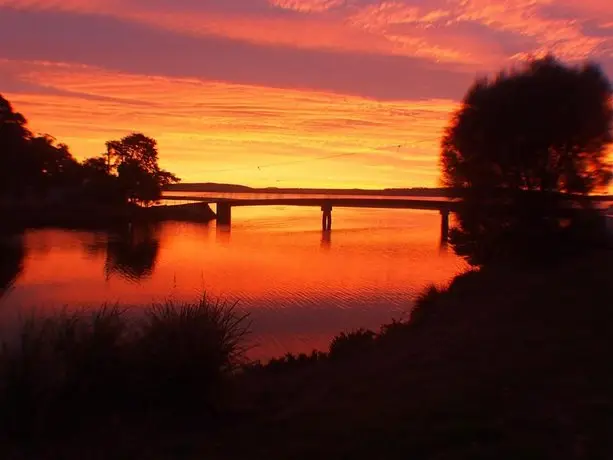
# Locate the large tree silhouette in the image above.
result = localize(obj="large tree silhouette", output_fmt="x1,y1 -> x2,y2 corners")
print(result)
0,95 -> 32,196
441,56 -> 612,265
105,133 -> 179,205
0,96 -> 83,198
28,135 -> 81,192
79,157 -> 123,205
1,95 -> 181,209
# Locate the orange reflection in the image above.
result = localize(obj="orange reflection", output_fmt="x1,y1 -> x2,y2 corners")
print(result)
1,207 -> 468,359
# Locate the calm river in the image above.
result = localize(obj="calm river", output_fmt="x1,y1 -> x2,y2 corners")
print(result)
0,197 -> 469,360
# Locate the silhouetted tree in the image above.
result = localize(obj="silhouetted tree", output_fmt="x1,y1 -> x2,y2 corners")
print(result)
441,56 -> 612,265
106,134 -> 179,205
28,135 -> 81,193
0,95 -> 32,197
80,157 -> 123,205
82,157 -> 110,176
0,95 -> 181,212
1,96 -> 82,199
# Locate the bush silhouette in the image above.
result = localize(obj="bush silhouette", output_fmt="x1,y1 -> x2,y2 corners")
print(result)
329,328 -> 376,359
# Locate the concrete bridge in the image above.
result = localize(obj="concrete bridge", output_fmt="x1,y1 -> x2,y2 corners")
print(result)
163,195 -> 459,240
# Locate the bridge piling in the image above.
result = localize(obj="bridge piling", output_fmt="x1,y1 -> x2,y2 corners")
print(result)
166,196 -> 459,233
321,203 -> 332,231
217,202 -> 232,226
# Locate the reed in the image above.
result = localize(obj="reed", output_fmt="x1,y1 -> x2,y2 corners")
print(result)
0,295 -> 250,438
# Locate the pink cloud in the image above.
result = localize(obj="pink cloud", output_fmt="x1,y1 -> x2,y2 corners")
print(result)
1,0 -> 612,70
269,0 -> 345,13
453,0 -> 608,60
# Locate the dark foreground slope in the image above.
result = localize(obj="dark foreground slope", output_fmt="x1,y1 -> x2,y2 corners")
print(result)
3,251 -> 612,459
220,251 -> 613,460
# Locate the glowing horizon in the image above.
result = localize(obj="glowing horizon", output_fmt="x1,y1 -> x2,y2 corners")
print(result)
1,0 -> 612,191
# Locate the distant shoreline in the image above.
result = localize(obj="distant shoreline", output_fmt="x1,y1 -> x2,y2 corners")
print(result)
166,183 -> 453,197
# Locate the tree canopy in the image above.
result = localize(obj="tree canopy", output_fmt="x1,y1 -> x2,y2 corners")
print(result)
0,94 -> 180,207
440,56 -> 613,265
1,95 -> 84,198
0,96 -> 32,195
105,133 -> 179,205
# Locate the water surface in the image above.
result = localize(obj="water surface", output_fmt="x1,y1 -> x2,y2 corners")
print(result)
0,204 -> 468,360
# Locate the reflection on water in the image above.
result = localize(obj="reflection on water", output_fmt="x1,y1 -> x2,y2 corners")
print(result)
321,230 -> 331,250
216,224 -> 232,245
82,226 -> 161,283
105,226 -> 161,283
0,206 -> 468,359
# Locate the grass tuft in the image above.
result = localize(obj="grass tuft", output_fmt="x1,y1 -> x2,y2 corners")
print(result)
0,295 -> 250,438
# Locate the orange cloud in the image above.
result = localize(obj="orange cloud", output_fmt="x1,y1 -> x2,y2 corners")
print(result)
3,59 -> 457,189
1,1 -> 611,193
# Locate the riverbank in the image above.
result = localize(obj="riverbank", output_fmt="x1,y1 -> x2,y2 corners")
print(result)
0,202 -> 216,231
2,250 -> 612,459
220,251 -> 613,459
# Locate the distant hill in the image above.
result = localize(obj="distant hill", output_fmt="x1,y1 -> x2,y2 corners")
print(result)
167,183 -> 255,193
165,183 -> 453,197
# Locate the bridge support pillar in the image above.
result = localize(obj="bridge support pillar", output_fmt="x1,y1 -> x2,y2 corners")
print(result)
321,203 -> 332,231
217,202 -> 232,226
440,209 -> 450,242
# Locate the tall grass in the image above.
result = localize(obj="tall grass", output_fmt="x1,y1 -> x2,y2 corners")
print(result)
0,296 -> 250,438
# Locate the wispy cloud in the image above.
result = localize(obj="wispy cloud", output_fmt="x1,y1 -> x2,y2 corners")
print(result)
3,0 -> 611,67
454,0 -> 608,60
0,0 -> 611,189
2,60 -> 457,188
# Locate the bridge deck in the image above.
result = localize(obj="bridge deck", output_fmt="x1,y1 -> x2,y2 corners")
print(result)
164,196 -> 458,212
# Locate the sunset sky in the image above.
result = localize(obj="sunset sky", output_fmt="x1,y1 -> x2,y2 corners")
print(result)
1,0 -> 612,189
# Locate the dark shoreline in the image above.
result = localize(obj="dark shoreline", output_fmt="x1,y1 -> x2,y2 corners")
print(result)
0,202 -> 216,232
